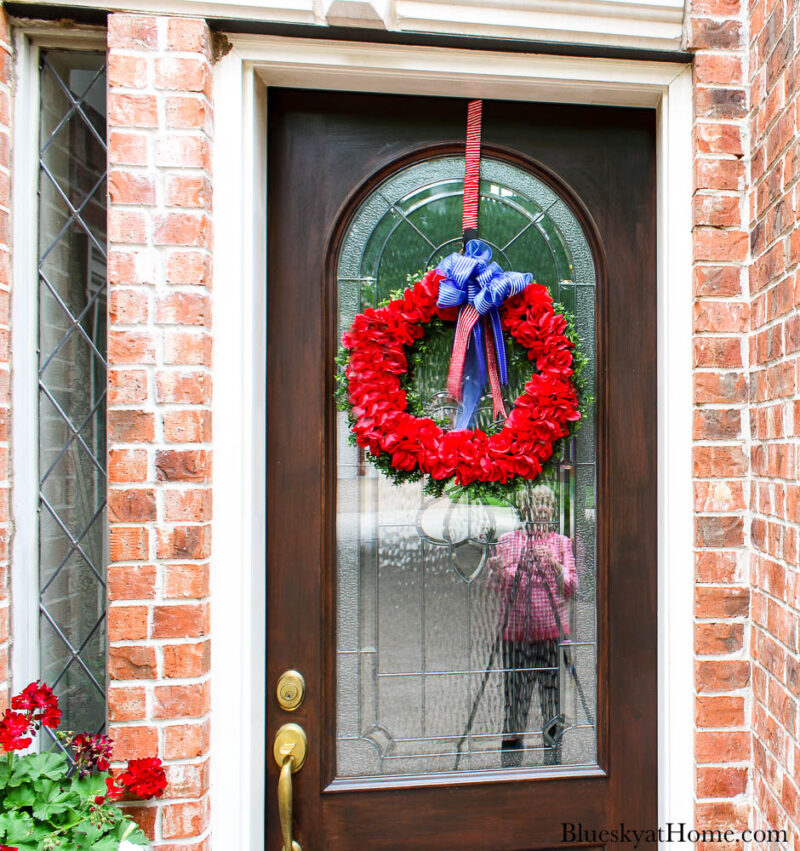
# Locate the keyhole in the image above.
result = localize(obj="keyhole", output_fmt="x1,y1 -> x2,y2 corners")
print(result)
277,671 -> 305,710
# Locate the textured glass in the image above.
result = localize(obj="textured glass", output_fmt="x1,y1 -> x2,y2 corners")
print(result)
336,154 -> 597,778
38,51 -> 108,743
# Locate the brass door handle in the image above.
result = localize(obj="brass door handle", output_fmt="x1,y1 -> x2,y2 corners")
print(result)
274,723 -> 307,851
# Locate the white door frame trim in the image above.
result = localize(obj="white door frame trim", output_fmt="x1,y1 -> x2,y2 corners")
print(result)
211,37 -> 694,849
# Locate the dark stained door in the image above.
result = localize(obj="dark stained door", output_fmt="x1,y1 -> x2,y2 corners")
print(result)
266,89 -> 657,850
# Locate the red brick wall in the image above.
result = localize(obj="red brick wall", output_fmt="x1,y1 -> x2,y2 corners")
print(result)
747,0 -> 800,843
690,0 -> 800,841
687,0 -> 753,835
106,14 -> 212,848
0,7 -> 10,711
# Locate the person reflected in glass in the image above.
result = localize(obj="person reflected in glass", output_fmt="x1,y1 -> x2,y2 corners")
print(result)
489,484 -> 576,767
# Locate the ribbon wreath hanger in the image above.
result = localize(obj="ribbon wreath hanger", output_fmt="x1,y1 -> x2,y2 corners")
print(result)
434,100 -> 532,430
462,98 -> 483,243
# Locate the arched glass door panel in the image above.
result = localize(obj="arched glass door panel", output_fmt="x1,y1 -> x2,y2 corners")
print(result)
335,153 -> 597,779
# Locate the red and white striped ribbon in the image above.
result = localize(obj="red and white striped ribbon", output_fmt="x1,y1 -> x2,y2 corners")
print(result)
447,304 -> 480,401
462,99 -> 482,234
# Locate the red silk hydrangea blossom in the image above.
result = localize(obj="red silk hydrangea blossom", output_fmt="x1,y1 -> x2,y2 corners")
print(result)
342,269 -> 580,488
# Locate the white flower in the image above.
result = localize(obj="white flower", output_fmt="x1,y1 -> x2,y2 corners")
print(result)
119,842 -> 149,851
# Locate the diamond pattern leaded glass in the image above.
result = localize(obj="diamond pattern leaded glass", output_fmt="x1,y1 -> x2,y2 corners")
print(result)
38,51 -> 108,743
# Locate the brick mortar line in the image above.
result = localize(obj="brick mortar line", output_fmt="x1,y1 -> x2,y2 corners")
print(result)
749,618 -> 799,651
694,150 -> 746,160
748,584 -> 800,617
110,676 -> 211,688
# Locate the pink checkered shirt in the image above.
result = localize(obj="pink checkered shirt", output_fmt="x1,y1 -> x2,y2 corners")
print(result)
488,530 -> 577,641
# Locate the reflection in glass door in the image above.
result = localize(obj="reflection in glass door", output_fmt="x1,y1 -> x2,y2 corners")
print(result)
335,155 -> 597,778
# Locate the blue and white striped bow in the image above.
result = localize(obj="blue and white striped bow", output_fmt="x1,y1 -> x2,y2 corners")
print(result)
436,239 -> 531,429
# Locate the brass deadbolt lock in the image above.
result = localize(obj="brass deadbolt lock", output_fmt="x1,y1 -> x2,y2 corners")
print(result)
277,670 -> 305,711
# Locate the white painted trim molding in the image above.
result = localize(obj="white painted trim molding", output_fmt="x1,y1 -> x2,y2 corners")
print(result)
211,36 -> 694,850
19,0 -> 686,52
10,30 -> 42,694
211,49 -> 268,849
394,0 -> 686,50
656,63 -> 695,842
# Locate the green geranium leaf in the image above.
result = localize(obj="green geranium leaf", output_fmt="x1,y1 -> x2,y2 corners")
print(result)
35,751 -> 71,781
7,752 -> 69,787
0,755 -> 12,789
73,819 -> 108,845
2,809 -> 34,834
2,810 -> 47,851
72,772 -> 108,801
31,778 -> 79,821
6,758 -> 34,788
90,835 -> 128,851
5,782 -> 36,808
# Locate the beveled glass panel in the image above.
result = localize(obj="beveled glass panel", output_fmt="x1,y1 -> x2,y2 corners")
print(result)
335,154 -> 597,779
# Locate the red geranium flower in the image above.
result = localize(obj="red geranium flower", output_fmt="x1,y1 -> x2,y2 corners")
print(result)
11,681 -> 62,730
118,757 -> 168,800
95,775 -> 125,806
12,681 -> 53,712
0,710 -> 32,752
71,732 -> 113,777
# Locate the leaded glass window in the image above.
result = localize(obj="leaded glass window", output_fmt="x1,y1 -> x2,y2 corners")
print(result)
37,50 -> 108,740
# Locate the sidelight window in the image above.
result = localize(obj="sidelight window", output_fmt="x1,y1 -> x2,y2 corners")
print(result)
36,50 -> 108,742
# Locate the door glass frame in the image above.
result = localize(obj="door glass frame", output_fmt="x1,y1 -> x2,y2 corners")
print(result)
326,142 -> 607,789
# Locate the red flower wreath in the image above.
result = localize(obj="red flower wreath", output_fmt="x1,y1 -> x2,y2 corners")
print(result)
341,268 -> 581,489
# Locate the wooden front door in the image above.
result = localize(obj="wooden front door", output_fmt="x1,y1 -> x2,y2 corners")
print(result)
266,89 -> 657,850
